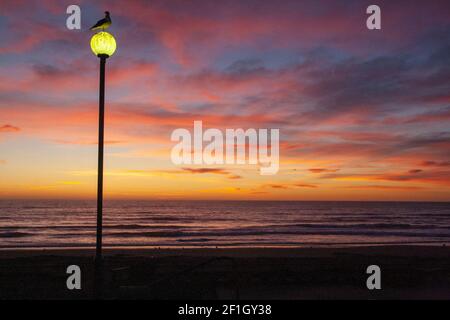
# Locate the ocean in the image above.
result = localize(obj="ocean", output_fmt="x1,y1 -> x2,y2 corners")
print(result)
0,200 -> 449,248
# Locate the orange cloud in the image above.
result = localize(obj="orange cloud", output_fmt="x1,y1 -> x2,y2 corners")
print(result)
181,168 -> 229,175
308,168 -> 339,173
0,124 -> 20,132
294,183 -> 318,188
344,185 -> 424,191
263,182 -> 318,189
266,184 -> 289,189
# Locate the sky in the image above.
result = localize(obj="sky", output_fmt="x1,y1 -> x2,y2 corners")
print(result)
0,0 -> 450,201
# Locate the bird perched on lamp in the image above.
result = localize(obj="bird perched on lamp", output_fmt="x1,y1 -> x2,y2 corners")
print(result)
90,11 -> 112,31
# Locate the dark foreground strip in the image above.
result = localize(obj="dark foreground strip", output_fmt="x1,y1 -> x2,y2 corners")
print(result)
0,300 -> 446,319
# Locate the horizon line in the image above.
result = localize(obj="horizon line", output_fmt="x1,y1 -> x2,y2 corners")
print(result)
1,198 -> 449,203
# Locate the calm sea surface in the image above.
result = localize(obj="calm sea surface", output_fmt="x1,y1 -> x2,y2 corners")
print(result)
0,200 -> 449,248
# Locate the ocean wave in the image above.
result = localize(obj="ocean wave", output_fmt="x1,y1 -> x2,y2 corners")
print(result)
1,200 -> 449,247
100,229 -> 450,239
0,231 -> 33,238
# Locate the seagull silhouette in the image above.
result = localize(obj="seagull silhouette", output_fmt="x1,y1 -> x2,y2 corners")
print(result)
90,11 -> 112,31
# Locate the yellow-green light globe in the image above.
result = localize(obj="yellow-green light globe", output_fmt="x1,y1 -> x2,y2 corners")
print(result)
90,32 -> 117,57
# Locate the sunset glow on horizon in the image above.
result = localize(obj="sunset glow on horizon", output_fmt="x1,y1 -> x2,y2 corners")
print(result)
1,0 -> 450,201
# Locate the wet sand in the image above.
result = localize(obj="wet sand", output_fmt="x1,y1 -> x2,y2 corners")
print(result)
1,246 -> 449,299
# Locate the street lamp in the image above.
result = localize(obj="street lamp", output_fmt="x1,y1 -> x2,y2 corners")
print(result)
90,31 -> 116,297
90,31 -> 117,57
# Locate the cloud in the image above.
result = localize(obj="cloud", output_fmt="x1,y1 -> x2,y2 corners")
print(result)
0,23 -> 64,54
344,185 -> 424,191
400,107 -> 450,125
420,160 -> 450,167
53,139 -> 125,145
58,181 -> 82,185
33,64 -> 68,77
103,168 -> 242,180
266,184 -> 289,189
2,0 -> 450,200
181,168 -> 230,175
264,182 -> 318,189
308,168 -> 339,174
323,170 -> 450,186
0,124 -> 20,132
103,0 -> 450,67
375,171 -> 450,184
294,183 -> 318,188
178,168 -> 243,180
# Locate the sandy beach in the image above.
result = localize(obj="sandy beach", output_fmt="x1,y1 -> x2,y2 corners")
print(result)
1,245 -> 449,300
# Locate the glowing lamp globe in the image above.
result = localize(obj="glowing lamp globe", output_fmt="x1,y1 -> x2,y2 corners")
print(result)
90,32 -> 117,58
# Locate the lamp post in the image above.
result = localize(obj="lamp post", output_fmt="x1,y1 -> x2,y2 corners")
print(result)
90,31 -> 116,297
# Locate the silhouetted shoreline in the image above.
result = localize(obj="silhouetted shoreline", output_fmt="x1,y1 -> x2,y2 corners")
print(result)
1,245 -> 449,299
